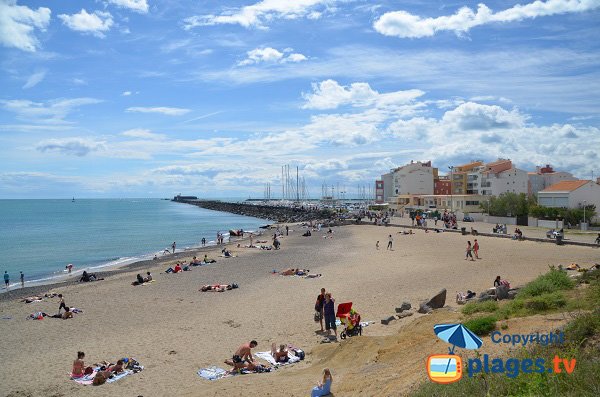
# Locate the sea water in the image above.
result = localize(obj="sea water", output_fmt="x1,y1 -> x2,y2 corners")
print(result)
0,199 -> 267,288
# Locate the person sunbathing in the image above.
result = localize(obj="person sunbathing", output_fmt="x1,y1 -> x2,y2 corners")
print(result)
200,283 -> 239,292
71,351 -> 86,379
143,272 -> 152,282
107,360 -> 124,374
304,273 -> 322,279
165,263 -> 182,273
203,255 -> 216,263
131,274 -> 144,285
271,343 -> 289,363
22,296 -> 44,303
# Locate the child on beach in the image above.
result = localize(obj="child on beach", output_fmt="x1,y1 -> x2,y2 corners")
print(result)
465,241 -> 475,261
311,368 -> 333,397
387,235 -> 393,250
71,352 -> 86,379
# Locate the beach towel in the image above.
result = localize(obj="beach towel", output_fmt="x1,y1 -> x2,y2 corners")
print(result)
254,351 -> 300,367
197,366 -> 231,381
71,361 -> 143,386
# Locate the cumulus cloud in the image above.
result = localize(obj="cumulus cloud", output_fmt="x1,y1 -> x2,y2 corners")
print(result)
22,70 -> 46,89
373,0 -> 600,38
36,138 -> 106,156
106,0 -> 149,14
441,102 -> 526,130
58,9 -> 114,38
122,91 -> 132,96
126,107 -> 190,116
183,0 -> 340,29
121,128 -> 165,140
0,97 -> 102,124
0,0 -> 51,52
238,47 -> 308,66
302,79 -> 425,110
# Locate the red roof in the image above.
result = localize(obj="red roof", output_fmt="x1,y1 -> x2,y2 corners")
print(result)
540,180 -> 589,192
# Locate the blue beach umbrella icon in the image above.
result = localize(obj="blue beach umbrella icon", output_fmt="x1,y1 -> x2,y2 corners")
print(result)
434,323 -> 483,354
434,323 -> 483,375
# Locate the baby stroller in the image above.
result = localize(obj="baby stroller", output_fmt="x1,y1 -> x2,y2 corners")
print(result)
336,302 -> 362,340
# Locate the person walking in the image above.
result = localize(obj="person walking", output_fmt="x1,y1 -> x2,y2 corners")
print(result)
201,237 -> 206,247
323,293 -> 337,339
465,241 -> 475,261
473,239 -> 480,259
387,235 -> 393,250
20,271 -> 24,288
286,225 -> 289,236
172,241 -> 176,254
4,271 -> 9,290
376,241 -> 380,250
58,294 -> 67,313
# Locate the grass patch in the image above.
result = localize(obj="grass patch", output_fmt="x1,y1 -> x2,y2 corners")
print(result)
461,300 -> 499,315
463,316 -> 497,336
496,292 -> 567,318
518,267 -> 575,298
565,312 -> 600,345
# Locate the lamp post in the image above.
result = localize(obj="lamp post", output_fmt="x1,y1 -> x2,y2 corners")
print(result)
448,166 -> 454,213
583,200 -> 587,225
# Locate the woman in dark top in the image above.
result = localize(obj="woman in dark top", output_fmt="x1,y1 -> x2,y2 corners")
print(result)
323,293 -> 337,339
315,288 -> 326,332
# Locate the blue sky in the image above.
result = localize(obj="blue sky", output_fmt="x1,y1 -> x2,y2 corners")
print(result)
1,0 -> 599,198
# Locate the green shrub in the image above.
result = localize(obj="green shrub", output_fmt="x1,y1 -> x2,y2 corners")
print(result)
519,268 -> 575,297
522,292 -> 567,312
565,312 -> 600,345
464,316 -> 497,336
461,300 -> 499,315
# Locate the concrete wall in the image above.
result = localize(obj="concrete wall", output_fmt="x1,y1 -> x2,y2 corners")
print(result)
484,215 -> 517,225
538,219 -> 564,229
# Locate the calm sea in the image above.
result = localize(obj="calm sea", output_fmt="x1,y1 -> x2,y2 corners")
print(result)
0,199 -> 267,288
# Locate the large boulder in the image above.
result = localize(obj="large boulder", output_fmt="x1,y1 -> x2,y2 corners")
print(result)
381,316 -> 396,325
424,289 -> 447,309
496,285 -> 510,300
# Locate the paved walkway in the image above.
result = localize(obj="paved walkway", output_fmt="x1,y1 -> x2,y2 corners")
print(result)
388,216 -> 600,245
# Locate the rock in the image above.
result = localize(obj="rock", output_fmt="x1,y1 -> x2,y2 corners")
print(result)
418,304 -> 432,314
397,311 -> 413,319
395,302 -> 412,313
424,289 -> 446,309
496,285 -> 509,300
507,290 -> 518,300
381,316 -> 396,325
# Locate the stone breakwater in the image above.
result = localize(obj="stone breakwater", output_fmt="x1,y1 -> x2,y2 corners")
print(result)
174,200 -> 340,224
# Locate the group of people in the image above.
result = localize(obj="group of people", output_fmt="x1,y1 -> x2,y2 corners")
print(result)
132,272 -> 153,285
315,288 -> 337,339
465,240 -> 480,261
71,351 -> 142,385
3,270 -> 25,289
512,228 -> 524,240
79,271 -> 102,282
493,224 -> 508,234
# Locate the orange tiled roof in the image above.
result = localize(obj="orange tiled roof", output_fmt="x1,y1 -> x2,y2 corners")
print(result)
540,180 -> 589,192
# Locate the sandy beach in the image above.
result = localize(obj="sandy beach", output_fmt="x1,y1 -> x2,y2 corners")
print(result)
1,223 -> 598,397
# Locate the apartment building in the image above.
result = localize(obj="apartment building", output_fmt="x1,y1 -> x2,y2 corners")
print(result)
528,164 -> 577,197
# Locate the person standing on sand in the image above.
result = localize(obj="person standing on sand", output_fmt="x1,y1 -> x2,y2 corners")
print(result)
58,294 -> 67,313
465,241 -> 475,261
473,239 -> 480,259
201,237 -> 206,247
4,271 -> 9,289
315,288 -> 326,332
323,293 -> 337,339
20,271 -> 24,288
286,225 -> 289,236
172,242 -> 176,254
387,235 -> 393,250
376,241 -> 380,250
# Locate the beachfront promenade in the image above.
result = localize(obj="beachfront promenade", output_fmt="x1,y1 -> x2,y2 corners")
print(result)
0,222 -> 598,396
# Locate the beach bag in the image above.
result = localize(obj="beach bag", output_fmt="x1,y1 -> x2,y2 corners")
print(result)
314,311 -> 322,322
292,348 -> 305,360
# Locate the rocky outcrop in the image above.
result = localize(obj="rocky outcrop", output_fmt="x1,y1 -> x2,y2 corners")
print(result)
174,200 -> 340,224
418,289 -> 447,313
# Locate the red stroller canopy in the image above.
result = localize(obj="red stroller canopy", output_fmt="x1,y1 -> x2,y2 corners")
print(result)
336,302 -> 353,319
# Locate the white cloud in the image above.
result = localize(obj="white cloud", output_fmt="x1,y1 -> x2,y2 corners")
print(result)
238,47 -> 308,66
122,91 -> 132,96
183,0 -> 341,29
126,106 -> 190,116
36,137 -> 106,156
58,9 -> 114,38
22,70 -> 46,89
0,97 -> 102,124
0,0 -> 51,52
441,102 -> 526,130
302,79 -> 425,110
106,0 -> 148,14
374,0 -> 600,39
121,128 -> 165,140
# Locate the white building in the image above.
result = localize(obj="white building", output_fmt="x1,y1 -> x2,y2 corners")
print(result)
390,161 -> 435,196
528,165 -> 577,197
466,159 -> 528,197
538,180 -> 600,221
